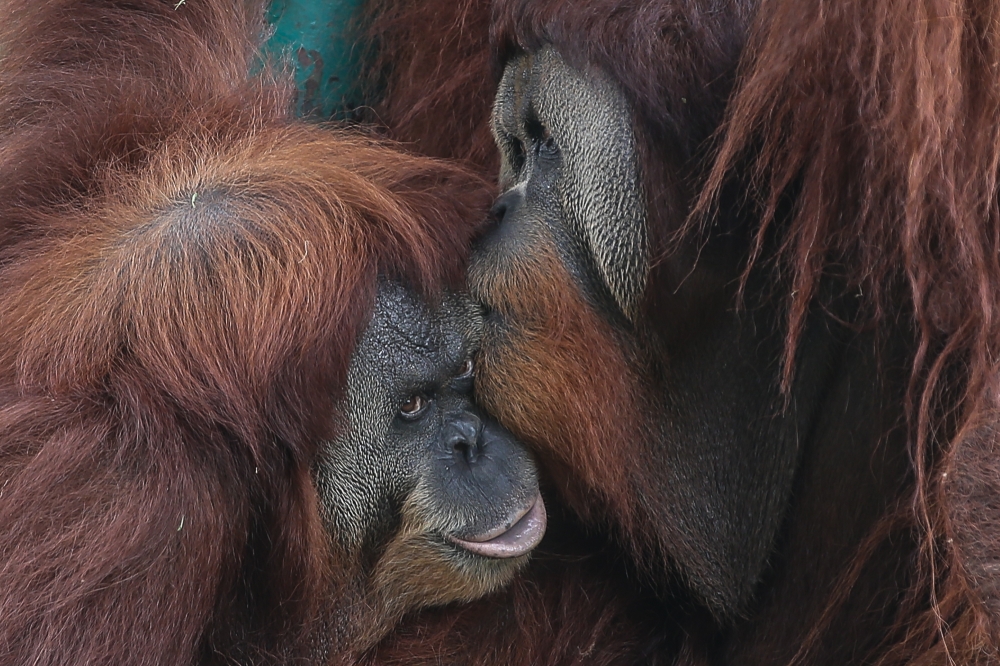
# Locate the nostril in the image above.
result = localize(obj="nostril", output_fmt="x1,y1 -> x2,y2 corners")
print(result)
475,189 -> 523,254
453,439 -> 478,464
490,188 -> 523,225
490,199 -> 508,224
446,414 -> 483,465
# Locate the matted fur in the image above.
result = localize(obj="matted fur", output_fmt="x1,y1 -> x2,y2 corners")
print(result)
0,1 -> 490,664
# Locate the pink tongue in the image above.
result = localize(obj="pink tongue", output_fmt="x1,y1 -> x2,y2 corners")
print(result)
449,493 -> 547,559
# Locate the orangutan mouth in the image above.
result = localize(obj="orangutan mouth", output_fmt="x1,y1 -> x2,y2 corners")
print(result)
448,493 -> 547,558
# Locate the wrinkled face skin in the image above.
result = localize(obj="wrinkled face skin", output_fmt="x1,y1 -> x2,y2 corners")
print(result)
313,282 -> 545,650
472,44 -> 824,619
485,47 -> 648,323
470,47 -> 652,531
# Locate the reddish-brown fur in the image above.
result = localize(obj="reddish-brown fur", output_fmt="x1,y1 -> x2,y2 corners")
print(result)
0,1 -> 491,664
366,539 -> 681,666
362,0 -> 498,172
470,240 -> 648,536
364,0 -> 1000,663
696,1 -> 1000,661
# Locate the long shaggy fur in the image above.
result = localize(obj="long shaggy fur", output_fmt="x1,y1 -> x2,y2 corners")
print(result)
693,0 -> 1000,662
0,1 -> 490,664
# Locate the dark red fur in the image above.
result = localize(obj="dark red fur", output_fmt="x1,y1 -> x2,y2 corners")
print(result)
0,1 -> 490,664
363,516 -> 682,666
362,0 -> 498,173
694,0 -> 1000,661
363,0 -> 1000,663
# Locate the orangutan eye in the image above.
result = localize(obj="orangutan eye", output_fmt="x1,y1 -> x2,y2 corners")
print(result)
399,394 -> 430,420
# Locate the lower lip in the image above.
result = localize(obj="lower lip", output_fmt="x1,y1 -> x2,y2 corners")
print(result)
447,493 -> 547,559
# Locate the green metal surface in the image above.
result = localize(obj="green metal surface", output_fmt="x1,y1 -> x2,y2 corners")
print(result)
263,0 -> 366,119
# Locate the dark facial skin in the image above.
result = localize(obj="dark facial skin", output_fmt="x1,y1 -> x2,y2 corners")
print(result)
312,282 -> 545,650
486,47 -> 648,325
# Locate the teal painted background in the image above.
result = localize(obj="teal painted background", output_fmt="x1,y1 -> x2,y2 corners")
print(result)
263,0 -> 366,119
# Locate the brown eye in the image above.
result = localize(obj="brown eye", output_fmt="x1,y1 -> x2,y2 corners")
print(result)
399,394 -> 429,419
457,358 -> 474,379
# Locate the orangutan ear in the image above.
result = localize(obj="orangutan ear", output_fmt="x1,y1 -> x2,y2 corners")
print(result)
493,47 -> 648,322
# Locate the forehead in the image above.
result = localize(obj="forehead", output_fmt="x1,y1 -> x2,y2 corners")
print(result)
357,282 -> 480,373
493,48 -> 620,129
